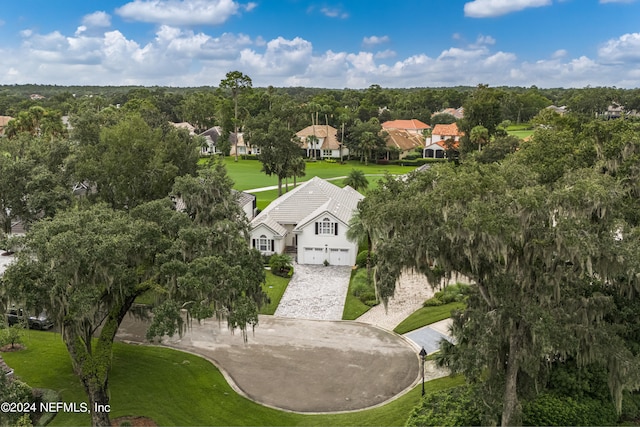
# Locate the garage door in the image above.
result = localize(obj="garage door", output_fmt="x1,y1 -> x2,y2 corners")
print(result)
329,248 -> 350,266
304,247 -> 325,264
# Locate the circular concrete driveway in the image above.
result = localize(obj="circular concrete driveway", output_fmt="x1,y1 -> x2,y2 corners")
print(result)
117,315 -> 420,413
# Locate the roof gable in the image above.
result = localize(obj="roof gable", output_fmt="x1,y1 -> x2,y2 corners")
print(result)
296,125 -> 340,150
384,129 -> 425,151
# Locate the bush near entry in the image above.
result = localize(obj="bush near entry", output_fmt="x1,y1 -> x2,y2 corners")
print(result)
269,254 -> 293,278
423,282 -> 470,307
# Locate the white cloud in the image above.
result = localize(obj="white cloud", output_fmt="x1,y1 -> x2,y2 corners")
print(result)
598,32 -> 640,63
115,0 -> 243,26
464,0 -> 552,18
320,7 -> 349,19
363,35 -> 390,47
374,49 -> 396,59
82,11 -> 112,28
4,24 -> 640,89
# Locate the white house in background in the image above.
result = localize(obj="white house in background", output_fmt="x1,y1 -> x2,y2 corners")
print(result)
249,177 -> 364,266
296,125 -> 348,159
172,190 -> 256,222
424,123 -> 463,159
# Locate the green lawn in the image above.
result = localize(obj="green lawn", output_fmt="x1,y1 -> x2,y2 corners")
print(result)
260,270 -> 290,315
207,157 -> 417,191
3,331 -> 463,426
393,302 -> 466,335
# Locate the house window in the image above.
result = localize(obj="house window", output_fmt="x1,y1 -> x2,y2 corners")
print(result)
254,234 -> 274,252
315,217 -> 338,235
322,149 -> 332,157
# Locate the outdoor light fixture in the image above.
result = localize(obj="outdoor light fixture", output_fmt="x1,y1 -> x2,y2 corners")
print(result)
419,347 -> 427,396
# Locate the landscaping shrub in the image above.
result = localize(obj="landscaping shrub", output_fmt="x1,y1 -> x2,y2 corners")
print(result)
376,159 -> 389,165
522,393 -> 617,426
406,384 -> 484,427
269,254 -> 293,277
240,154 -> 260,160
423,283 -> 470,307
350,268 -> 378,307
355,250 -> 369,268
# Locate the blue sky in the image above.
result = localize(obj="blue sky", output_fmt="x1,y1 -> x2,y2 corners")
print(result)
0,0 -> 639,88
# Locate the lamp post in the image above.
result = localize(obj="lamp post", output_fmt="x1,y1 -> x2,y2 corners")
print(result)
419,347 -> 427,396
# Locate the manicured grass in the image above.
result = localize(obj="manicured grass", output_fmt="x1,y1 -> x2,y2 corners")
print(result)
260,270 -> 290,315
393,302 -> 466,335
3,330 -> 463,426
210,157 -> 417,191
507,130 -> 534,139
342,268 -> 376,320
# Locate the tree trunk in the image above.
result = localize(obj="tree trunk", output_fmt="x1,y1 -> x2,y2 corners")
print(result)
277,177 -> 283,197
63,294 -> 139,427
85,382 -> 111,427
501,326 -> 522,426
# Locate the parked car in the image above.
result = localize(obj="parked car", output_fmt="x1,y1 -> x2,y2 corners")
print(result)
5,308 -> 54,330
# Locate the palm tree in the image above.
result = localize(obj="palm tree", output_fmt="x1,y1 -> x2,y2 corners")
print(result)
343,169 -> 369,192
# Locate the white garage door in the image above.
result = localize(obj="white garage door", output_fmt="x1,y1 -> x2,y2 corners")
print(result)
329,248 -> 350,266
304,247 -> 325,264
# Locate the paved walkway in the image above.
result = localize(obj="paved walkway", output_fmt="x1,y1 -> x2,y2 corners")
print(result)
405,319 -> 454,354
116,315 -> 420,413
274,264 -> 351,320
355,269 -> 440,331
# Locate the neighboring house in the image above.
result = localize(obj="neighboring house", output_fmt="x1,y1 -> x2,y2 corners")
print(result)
601,102 -> 624,120
249,177 -> 364,266
171,190 -> 256,222
296,125 -> 348,159
229,132 -> 260,156
199,126 -> 224,155
0,116 -> 13,136
546,105 -> 568,115
170,122 -> 197,135
381,119 -> 430,136
383,128 -> 425,159
432,107 -> 464,120
424,123 -> 463,159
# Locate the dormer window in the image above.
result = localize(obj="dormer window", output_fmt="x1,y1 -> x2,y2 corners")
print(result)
315,217 -> 338,235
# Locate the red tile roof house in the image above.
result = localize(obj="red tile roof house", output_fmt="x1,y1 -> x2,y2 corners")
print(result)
424,123 -> 464,159
381,119 -> 431,136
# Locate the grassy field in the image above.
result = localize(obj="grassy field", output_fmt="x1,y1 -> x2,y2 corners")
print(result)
203,157 -> 418,191
3,331 -> 463,426
393,302 -> 466,335
506,124 -> 534,140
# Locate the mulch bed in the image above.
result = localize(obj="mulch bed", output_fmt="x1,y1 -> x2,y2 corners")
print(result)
0,343 -> 25,352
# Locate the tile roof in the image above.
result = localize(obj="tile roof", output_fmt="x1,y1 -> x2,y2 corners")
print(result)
384,129 -> 425,151
381,119 -> 430,131
170,122 -> 196,135
251,177 -> 364,236
296,125 -> 341,150
432,123 -> 463,137
432,108 -> 464,119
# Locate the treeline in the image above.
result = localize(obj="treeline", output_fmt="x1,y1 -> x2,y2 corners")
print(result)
3,83 -> 640,131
